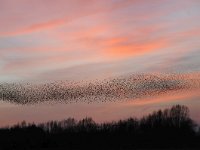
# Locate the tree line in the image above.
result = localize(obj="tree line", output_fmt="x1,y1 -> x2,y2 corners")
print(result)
0,105 -> 200,149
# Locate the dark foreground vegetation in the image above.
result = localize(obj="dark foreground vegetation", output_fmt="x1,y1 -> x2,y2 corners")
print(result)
0,105 -> 200,150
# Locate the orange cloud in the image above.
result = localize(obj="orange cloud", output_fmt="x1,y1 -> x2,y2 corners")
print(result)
103,37 -> 168,59
14,19 -> 66,36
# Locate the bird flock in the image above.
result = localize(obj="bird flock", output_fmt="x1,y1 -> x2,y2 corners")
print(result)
0,73 -> 199,105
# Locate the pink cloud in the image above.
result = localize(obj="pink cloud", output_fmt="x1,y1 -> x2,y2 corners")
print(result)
0,0 -> 200,82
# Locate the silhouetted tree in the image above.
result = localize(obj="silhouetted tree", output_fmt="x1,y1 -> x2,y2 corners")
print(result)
0,105 -> 199,149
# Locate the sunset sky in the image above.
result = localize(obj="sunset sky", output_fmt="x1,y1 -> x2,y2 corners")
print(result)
0,0 -> 200,82
0,0 -> 200,126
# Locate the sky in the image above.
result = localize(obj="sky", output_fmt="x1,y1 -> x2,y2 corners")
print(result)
0,0 -> 200,126
0,0 -> 200,82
